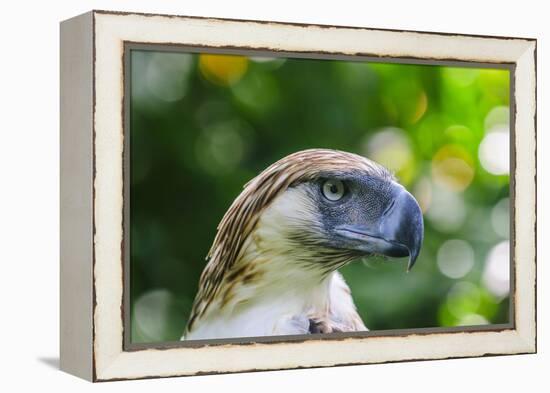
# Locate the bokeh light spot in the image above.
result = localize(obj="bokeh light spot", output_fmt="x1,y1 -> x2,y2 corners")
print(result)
446,281 -> 481,320
426,184 -> 466,233
411,90 -> 428,124
134,289 -> 174,341
195,121 -> 248,175
250,56 -> 286,69
457,313 -> 489,326
484,105 -> 510,131
437,239 -> 475,279
479,126 -> 509,175
483,241 -> 510,298
444,125 -> 475,146
232,71 -> 280,115
199,54 -> 249,86
365,127 -> 414,184
145,52 -> 193,102
443,68 -> 479,87
432,145 -> 475,192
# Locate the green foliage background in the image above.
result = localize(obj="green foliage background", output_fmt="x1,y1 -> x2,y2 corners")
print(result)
130,50 -> 511,343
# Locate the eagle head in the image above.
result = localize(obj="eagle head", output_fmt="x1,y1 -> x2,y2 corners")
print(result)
186,149 -> 423,338
255,156 -> 423,273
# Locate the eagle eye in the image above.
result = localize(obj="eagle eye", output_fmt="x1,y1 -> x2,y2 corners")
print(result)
321,179 -> 345,201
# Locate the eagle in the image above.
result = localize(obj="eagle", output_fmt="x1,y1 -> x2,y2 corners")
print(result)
184,149 -> 423,340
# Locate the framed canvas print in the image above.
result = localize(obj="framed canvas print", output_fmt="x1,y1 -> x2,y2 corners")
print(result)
60,10 -> 537,381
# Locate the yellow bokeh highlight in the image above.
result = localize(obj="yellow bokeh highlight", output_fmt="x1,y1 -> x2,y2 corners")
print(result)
366,128 -> 415,185
410,90 -> 428,124
432,145 -> 475,192
199,54 -> 249,86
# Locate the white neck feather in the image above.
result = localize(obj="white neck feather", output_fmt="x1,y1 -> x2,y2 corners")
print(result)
186,186 -> 364,340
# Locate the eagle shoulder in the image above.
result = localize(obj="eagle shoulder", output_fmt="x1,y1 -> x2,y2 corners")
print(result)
274,272 -> 367,336
307,272 -> 367,334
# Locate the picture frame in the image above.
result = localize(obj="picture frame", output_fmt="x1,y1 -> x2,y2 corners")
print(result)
60,10 -> 537,381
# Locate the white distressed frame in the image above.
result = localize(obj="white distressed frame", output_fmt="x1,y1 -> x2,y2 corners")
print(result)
60,10 -> 536,382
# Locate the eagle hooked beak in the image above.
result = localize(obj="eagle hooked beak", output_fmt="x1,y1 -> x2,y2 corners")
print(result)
334,187 -> 424,271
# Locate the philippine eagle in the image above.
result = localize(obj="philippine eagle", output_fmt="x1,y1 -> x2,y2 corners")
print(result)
184,149 -> 423,340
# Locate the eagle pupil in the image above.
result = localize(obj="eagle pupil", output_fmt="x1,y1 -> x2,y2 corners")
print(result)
330,184 -> 338,194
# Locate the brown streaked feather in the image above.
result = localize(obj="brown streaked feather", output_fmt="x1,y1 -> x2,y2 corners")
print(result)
187,149 -> 391,331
